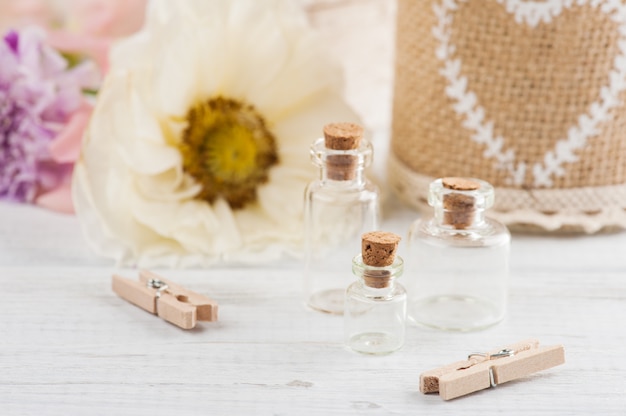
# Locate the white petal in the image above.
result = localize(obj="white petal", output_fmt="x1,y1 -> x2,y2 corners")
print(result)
248,35 -> 343,121
119,139 -> 181,175
129,80 -> 166,144
210,198 -> 243,255
234,205 -> 300,249
217,2 -> 290,99
135,168 -> 202,202
129,195 -> 219,253
257,164 -> 310,224
151,26 -> 203,117
272,91 -> 361,149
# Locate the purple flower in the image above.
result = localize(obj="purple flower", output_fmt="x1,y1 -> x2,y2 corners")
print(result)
0,27 -> 97,204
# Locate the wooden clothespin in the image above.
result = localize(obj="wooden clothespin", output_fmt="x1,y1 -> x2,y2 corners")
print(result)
420,339 -> 565,400
112,270 -> 218,329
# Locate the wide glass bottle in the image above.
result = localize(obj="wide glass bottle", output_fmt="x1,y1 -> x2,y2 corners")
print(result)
407,177 -> 510,331
345,232 -> 406,355
304,122 -> 380,314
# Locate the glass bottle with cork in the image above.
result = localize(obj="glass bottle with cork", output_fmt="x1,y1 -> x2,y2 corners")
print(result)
345,231 -> 406,355
407,177 -> 510,331
304,122 -> 380,314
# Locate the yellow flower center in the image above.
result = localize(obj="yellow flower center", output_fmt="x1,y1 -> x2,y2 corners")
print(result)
180,97 -> 278,209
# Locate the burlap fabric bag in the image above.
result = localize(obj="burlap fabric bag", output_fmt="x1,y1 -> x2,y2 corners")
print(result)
389,0 -> 626,232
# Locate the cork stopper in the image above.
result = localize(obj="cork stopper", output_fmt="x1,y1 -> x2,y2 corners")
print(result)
441,177 -> 480,229
323,122 -> 363,181
361,231 -> 401,289
323,122 -> 363,150
442,177 -> 480,191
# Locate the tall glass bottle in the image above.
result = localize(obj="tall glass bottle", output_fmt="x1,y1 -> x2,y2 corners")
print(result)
304,122 -> 380,314
407,177 -> 510,331
345,231 -> 406,355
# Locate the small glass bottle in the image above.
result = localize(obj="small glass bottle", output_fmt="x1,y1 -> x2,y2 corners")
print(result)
407,177 -> 510,331
304,122 -> 380,314
345,231 -> 406,355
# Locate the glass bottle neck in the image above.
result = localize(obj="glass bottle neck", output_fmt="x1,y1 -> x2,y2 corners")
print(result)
310,137 -> 373,188
352,255 -> 404,290
320,164 -> 366,186
433,206 -> 487,230
357,274 -> 397,292
427,178 -> 495,230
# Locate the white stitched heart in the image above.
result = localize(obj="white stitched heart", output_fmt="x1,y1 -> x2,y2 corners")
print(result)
433,0 -> 626,187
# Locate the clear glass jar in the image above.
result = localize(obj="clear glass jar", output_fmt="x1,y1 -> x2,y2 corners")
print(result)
407,178 -> 510,331
304,131 -> 380,314
345,254 -> 406,354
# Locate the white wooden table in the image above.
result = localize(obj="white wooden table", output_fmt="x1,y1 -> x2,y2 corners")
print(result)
1,200 -> 625,415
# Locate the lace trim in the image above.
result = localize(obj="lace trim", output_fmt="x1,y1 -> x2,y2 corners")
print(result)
388,152 -> 626,233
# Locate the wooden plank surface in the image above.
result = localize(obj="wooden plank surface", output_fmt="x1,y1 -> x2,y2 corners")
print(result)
2,1 -> 625,414
1,202 -> 625,415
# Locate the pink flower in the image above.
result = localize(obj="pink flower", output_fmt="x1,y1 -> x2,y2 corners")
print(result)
48,0 -> 148,72
0,0 -> 147,213
69,0 -> 147,38
0,0 -> 63,30
36,101 -> 93,213
46,31 -> 110,73
0,27 -> 98,213
0,0 -> 148,72
43,1 -> 147,213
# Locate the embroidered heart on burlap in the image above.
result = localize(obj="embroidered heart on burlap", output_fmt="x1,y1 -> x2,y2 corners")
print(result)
433,0 -> 626,187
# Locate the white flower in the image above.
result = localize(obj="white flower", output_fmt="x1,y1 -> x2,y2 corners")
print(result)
73,0 -> 360,267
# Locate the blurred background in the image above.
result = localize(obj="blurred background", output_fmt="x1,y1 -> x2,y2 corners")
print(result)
0,0 -> 396,175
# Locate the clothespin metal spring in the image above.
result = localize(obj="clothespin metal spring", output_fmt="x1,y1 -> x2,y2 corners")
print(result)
463,348 -> 516,387
147,278 -> 170,315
